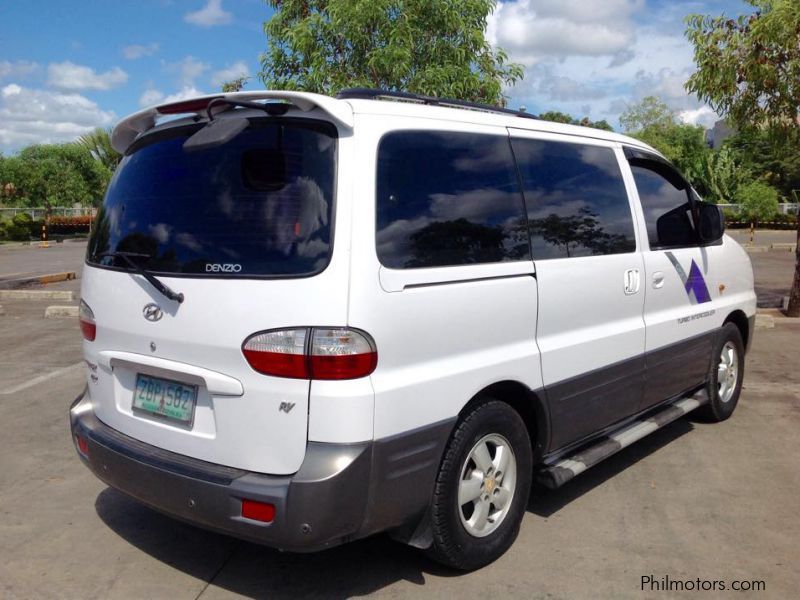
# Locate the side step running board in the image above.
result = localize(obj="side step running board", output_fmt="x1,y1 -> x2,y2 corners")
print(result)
537,390 -> 708,489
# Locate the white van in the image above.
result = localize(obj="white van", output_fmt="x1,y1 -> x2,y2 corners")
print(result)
70,89 -> 756,570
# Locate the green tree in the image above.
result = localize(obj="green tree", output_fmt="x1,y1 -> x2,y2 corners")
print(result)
620,97 -> 717,195
76,127 -> 121,172
539,110 -> 575,125
735,181 -> 780,229
221,76 -> 249,93
0,144 -> 111,208
685,0 -> 800,316
259,0 -> 523,105
619,96 -> 676,132
726,128 -> 800,198
539,111 -> 614,131
697,145 -> 750,204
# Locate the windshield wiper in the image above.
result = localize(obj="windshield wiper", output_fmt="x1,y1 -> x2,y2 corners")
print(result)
99,251 -> 185,304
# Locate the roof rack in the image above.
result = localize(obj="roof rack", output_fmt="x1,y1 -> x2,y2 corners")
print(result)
336,88 -> 538,120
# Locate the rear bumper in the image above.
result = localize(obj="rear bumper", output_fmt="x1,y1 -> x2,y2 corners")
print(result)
70,389 -> 453,552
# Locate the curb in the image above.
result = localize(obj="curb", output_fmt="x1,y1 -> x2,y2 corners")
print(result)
0,289 -> 74,301
44,305 -> 79,318
0,271 -> 76,290
744,245 -> 769,253
754,314 -> 774,329
770,243 -> 797,252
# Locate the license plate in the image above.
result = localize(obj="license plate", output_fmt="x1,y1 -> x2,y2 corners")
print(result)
132,374 -> 197,426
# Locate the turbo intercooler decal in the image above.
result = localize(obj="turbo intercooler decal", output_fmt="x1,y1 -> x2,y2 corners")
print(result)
665,252 -> 711,304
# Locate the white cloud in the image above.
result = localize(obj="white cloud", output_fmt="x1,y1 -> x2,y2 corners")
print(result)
679,105 -> 719,129
184,0 -> 232,27
488,0 -> 643,66
47,61 -> 128,91
165,56 -> 208,87
537,72 -> 606,102
122,43 -> 159,60
139,88 -> 165,107
0,60 -> 39,81
162,86 -> 205,104
210,61 -> 250,87
138,85 -> 207,108
0,84 -> 116,151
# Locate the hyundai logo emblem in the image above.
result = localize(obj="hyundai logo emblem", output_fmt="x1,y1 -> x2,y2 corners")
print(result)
142,303 -> 164,322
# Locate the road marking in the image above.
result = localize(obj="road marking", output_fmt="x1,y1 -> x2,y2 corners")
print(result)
2,362 -> 84,395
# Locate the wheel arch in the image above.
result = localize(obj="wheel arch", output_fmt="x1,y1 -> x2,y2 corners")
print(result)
723,309 -> 751,351
460,380 -> 550,464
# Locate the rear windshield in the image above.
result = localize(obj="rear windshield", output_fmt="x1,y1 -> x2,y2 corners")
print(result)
87,119 -> 336,277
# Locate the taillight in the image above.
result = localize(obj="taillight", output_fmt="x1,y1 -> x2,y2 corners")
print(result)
79,300 -> 96,341
242,328 -> 309,378
309,328 -> 378,380
242,327 -> 377,380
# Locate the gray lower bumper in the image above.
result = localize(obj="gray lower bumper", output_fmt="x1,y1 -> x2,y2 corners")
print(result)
70,390 -> 454,552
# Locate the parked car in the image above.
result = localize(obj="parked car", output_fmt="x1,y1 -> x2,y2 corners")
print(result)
70,89 -> 756,570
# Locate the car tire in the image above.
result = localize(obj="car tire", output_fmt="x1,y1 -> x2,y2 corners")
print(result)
699,323 -> 745,422
425,399 -> 532,571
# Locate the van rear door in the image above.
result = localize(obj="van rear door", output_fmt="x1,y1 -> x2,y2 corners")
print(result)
80,117 -> 345,475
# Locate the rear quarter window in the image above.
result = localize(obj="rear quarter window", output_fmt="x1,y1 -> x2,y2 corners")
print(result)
375,130 -> 530,269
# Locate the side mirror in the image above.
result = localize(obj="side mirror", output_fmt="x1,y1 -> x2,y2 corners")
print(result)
697,201 -> 725,244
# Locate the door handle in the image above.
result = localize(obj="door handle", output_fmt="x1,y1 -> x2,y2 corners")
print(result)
624,268 -> 640,295
652,271 -> 665,289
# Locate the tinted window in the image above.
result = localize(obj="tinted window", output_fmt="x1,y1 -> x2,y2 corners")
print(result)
376,131 -> 529,269
87,120 -> 336,276
511,139 -> 636,259
630,164 -> 695,248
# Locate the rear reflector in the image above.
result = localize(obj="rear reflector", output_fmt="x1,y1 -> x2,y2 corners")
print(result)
75,435 -> 89,457
241,499 -> 275,523
242,327 -> 377,380
79,300 -> 96,341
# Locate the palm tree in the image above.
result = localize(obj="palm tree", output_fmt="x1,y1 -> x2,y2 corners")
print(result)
76,127 -> 121,172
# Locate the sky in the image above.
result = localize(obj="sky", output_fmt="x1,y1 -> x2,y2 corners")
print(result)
0,0 -> 755,154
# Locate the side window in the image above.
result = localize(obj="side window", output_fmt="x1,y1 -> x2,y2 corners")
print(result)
629,163 -> 695,249
376,131 -> 529,269
511,138 -> 637,259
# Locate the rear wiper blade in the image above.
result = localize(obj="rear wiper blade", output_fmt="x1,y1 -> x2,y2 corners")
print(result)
100,251 -> 184,304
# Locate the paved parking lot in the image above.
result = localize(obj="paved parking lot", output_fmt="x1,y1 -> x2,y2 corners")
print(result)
1,236 -> 799,598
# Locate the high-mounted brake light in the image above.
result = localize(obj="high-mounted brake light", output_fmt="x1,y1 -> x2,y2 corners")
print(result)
156,97 -> 223,115
242,327 -> 377,380
79,300 -> 96,341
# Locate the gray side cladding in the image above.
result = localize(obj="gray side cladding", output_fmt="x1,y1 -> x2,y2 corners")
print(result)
358,418 -> 456,540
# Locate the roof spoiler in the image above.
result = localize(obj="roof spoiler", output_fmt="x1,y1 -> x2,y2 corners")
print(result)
111,91 -> 354,153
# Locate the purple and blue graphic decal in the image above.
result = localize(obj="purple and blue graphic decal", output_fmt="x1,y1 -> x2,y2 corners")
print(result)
665,252 -> 711,304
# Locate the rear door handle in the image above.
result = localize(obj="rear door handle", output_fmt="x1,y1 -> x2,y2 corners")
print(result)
624,268 -> 640,295
652,271 -> 665,289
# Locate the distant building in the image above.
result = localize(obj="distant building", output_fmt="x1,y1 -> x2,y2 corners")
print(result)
705,119 -> 736,149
